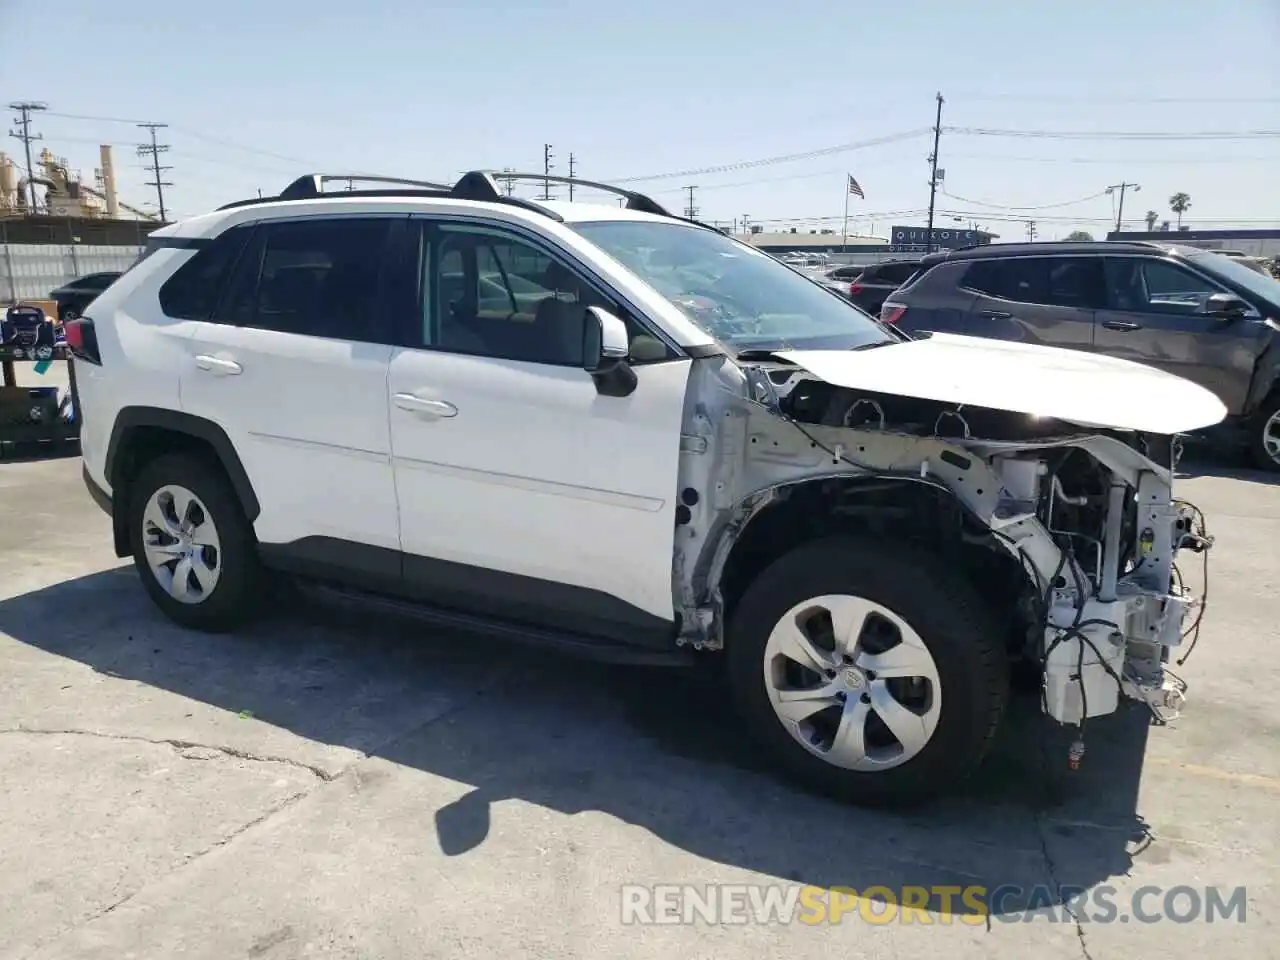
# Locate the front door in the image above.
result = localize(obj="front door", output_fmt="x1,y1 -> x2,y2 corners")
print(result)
180,216 -> 404,570
387,219 -> 691,646
1094,256 -> 1266,413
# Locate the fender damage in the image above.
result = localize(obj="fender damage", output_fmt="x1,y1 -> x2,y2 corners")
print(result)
673,338 -> 1219,730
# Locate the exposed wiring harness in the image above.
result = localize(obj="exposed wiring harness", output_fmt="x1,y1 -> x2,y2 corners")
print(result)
1173,499 -> 1211,666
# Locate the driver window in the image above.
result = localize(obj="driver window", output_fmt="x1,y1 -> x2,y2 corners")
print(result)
1103,258 -> 1224,315
420,224 -> 669,365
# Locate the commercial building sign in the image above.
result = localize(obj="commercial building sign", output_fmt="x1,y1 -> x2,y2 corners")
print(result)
889,226 -> 984,253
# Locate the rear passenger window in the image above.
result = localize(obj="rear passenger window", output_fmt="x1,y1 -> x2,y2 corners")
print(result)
157,227 -> 251,321
880,262 -> 920,285
218,218 -> 394,342
963,258 -> 1048,303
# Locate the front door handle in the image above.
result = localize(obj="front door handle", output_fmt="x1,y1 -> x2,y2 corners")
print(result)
1101,320 -> 1143,332
194,354 -> 243,376
978,310 -> 1012,320
394,393 -> 458,418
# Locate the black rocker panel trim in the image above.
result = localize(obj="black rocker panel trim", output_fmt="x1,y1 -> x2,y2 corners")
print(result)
258,536 -> 678,651
105,406 -> 262,522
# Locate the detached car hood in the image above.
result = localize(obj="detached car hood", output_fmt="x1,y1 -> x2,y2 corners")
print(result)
775,332 -> 1227,435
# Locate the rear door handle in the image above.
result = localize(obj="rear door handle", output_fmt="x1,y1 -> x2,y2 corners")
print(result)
194,354 -> 243,376
393,393 -> 458,418
1101,320 -> 1143,332
978,310 -> 1012,319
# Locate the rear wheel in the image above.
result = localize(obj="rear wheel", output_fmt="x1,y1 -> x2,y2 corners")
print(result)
1248,393 -> 1280,471
726,537 -> 1008,807
128,453 -> 263,631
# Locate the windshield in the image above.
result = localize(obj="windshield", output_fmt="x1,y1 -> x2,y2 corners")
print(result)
571,220 -> 891,352
1191,252 -> 1280,307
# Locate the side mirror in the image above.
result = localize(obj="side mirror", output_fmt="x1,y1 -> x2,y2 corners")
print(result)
1205,292 -> 1249,321
582,306 -> 638,398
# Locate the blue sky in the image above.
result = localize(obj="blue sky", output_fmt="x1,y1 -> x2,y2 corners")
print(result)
2,0 -> 1277,240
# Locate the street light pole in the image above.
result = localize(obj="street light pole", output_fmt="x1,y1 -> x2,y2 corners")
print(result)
1106,182 -> 1141,234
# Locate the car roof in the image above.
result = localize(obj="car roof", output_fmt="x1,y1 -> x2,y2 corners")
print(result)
918,240 -> 1203,267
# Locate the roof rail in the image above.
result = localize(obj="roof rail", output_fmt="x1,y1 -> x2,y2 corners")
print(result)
216,171 -> 563,221
280,174 -> 453,199
477,171 -> 674,217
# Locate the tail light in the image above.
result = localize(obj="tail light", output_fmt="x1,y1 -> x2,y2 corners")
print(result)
849,282 -> 864,294
63,317 -> 102,365
880,302 -> 907,325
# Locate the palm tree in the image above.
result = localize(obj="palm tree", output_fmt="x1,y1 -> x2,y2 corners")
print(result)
1169,192 -> 1192,229
1144,210 -> 1159,231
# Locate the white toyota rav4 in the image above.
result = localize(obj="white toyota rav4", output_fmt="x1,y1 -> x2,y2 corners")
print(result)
67,171 -> 1221,806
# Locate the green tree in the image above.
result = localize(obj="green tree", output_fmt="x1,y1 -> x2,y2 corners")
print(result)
1144,210 -> 1159,231
1169,192 -> 1192,229
1064,230 -> 1094,241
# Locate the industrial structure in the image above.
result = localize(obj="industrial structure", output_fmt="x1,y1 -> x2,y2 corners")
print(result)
1,142 -> 164,302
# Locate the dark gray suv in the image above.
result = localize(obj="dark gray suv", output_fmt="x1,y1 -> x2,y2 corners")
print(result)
882,241 -> 1280,468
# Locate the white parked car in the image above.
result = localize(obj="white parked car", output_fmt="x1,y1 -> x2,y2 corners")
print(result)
66,171 -> 1221,806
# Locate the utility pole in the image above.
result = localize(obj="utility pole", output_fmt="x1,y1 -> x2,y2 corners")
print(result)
742,214 -> 750,237
1106,181 -> 1141,233
1025,220 -> 1038,242
501,167 -> 515,196
541,144 -> 554,201
568,153 -> 576,201
8,101 -> 47,211
137,122 -> 172,222
684,185 -> 698,220
924,92 -> 944,253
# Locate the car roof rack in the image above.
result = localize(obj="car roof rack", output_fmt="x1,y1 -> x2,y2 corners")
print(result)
474,171 -> 674,217
217,171 -> 564,221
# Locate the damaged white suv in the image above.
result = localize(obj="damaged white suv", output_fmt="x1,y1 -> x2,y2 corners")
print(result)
68,171 -> 1221,806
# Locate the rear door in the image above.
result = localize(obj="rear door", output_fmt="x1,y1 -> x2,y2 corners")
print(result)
180,216 -> 404,560
1094,256 -> 1264,412
961,256 -> 1102,350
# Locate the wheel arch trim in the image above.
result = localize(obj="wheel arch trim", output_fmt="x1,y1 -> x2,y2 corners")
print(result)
104,407 -> 261,550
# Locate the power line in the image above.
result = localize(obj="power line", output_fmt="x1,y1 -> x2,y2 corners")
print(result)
940,188 -> 1110,211
947,126 -> 1280,141
611,129 -> 931,183
137,122 -> 172,223
940,152 -> 1280,165
948,93 -> 1280,105
8,101 -> 47,210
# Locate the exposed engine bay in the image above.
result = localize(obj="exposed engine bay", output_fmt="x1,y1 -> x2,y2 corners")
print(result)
673,354 -> 1213,746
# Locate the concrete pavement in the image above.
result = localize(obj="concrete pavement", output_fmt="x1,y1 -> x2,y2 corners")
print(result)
0,453 -> 1275,959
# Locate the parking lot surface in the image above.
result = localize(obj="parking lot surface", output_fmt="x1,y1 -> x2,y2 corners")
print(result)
0,451 -> 1276,959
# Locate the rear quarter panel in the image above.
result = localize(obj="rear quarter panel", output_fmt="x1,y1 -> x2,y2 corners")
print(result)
893,262 -> 979,333
72,249 -> 201,493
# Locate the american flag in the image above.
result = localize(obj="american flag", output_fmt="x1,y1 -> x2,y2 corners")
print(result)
847,175 -> 865,199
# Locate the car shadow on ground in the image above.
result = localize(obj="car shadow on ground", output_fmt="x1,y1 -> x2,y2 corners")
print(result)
0,568 -> 1152,919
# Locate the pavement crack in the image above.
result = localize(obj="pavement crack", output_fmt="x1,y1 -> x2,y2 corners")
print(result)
0,726 -> 336,781
1033,741 -> 1096,960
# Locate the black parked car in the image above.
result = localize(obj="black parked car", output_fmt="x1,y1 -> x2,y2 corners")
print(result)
880,241 -> 1280,468
844,260 -> 922,314
49,271 -> 122,322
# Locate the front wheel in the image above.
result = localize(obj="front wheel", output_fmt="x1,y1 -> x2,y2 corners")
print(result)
726,538 -> 1008,807
1248,393 -> 1280,471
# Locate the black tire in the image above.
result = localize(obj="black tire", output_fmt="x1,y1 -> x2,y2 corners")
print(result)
726,537 -> 1008,807
128,452 -> 263,632
1248,393 -> 1280,472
